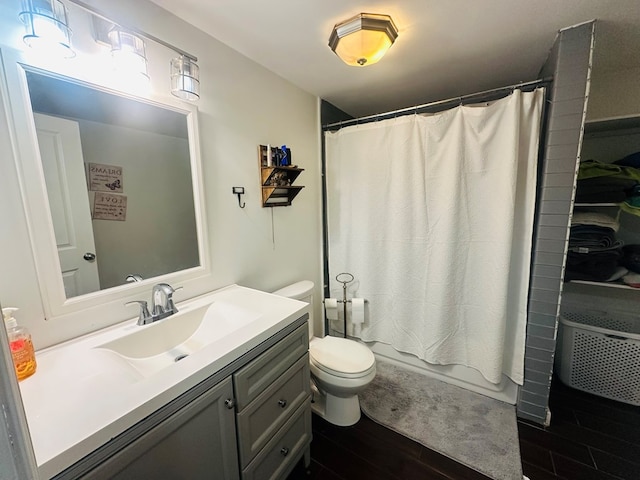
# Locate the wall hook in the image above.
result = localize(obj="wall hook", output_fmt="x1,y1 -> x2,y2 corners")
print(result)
232,187 -> 245,208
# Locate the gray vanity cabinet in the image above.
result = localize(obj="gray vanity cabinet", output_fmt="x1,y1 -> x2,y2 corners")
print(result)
234,323 -> 311,478
82,376 -> 239,480
65,317 -> 311,480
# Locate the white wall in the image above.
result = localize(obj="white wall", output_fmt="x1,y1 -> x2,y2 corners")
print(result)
79,120 -> 199,290
0,0 -> 322,349
587,65 -> 640,121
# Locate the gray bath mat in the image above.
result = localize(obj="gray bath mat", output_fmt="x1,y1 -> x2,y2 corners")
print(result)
359,360 -> 522,480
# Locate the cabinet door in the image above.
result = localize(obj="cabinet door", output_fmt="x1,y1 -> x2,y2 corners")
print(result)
82,377 -> 239,480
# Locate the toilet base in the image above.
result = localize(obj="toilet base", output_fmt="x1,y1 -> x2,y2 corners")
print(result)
311,384 -> 362,426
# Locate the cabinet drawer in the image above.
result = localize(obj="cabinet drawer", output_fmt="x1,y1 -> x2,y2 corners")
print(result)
242,402 -> 311,480
237,354 -> 310,467
234,323 -> 308,409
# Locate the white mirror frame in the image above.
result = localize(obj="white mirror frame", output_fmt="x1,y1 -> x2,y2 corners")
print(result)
1,48 -> 210,321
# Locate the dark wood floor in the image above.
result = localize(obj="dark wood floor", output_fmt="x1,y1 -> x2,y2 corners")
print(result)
519,377 -> 640,480
287,377 -> 640,480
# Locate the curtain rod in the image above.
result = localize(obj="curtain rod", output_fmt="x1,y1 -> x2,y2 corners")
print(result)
323,77 -> 552,131
67,0 -> 197,62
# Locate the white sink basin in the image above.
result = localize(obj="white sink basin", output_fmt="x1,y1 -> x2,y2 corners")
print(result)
96,300 -> 261,377
22,284 -> 309,479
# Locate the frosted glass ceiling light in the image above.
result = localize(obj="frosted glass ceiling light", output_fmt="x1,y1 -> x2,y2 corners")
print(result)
171,55 -> 200,101
108,28 -> 149,83
329,13 -> 398,67
19,0 -> 74,58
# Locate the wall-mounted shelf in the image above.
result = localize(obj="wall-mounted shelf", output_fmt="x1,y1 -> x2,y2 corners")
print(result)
259,145 -> 304,207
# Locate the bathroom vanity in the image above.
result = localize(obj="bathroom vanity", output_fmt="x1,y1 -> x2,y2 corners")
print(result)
18,285 -> 312,480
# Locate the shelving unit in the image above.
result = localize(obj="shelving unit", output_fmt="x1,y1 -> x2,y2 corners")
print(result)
258,145 -> 304,207
567,116 -> 640,289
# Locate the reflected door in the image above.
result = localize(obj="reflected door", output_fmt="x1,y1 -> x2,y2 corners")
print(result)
34,113 -> 100,297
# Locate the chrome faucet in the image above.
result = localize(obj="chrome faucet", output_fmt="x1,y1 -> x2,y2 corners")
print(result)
126,283 -> 180,325
151,283 -> 179,320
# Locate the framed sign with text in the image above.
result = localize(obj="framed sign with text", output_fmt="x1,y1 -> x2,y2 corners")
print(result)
92,192 -> 127,221
88,163 -> 123,193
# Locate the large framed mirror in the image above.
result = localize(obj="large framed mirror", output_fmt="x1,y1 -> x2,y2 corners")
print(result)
4,56 -> 209,318
27,70 -> 200,298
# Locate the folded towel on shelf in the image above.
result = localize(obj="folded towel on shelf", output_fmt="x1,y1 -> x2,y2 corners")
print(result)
571,212 -> 620,231
565,249 -> 622,282
578,159 -> 625,179
569,226 -> 621,253
575,176 -> 637,203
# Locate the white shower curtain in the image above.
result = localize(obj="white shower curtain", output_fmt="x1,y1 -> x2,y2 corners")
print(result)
325,88 -> 544,385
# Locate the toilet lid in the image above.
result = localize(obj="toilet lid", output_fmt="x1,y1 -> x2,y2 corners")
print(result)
310,336 -> 375,377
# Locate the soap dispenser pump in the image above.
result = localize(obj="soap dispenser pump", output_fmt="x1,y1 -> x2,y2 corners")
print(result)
3,307 -> 37,381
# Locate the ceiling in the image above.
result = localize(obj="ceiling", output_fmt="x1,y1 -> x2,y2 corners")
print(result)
149,0 -> 640,118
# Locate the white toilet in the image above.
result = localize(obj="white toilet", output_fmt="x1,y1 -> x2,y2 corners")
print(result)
273,280 -> 376,426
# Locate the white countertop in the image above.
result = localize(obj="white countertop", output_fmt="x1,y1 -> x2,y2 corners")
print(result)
18,285 -> 308,479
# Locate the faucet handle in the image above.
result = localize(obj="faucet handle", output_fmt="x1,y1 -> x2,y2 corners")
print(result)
165,285 -> 183,314
125,300 -> 152,325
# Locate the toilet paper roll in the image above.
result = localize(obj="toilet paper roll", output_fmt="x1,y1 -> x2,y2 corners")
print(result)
324,298 -> 338,320
351,298 -> 365,325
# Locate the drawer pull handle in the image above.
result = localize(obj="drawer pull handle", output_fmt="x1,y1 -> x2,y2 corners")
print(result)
224,398 -> 235,409
280,447 -> 289,457
278,399 -> 287,408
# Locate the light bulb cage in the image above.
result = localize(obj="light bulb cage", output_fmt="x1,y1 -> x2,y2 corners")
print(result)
108,28 -> 150,81
171,55 -> 200,101
19,0 -> 74,57
328,13 -> 398,66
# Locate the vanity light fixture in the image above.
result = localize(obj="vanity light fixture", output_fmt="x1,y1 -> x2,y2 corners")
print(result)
171,55 -> 200,101
328,13 -> 398,67
108,28 -> 149,83
89,10 -> 199,101
18,0 -> 75,58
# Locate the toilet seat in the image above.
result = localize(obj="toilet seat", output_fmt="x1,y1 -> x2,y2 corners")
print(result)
310,336 -> 375,379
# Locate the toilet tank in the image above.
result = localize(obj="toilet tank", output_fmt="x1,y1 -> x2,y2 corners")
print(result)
272,280 -> 314,338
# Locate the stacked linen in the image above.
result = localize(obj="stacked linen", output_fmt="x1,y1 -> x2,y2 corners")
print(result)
575,176 -> 637,203
577,158 -> 640,212
565,212 -> 624,282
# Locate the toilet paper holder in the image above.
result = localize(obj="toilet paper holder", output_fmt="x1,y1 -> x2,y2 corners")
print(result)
324,272 -> 367,338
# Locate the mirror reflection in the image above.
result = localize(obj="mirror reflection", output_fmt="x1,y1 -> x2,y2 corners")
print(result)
26,71 -> 200,298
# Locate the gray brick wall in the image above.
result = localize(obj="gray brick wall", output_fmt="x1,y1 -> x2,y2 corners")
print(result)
517,21 -> 596,424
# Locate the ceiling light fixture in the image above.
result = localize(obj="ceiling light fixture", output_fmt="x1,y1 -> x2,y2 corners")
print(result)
328,13 -> 398,67
170,55 -> 200,101
18,0 -> 75,58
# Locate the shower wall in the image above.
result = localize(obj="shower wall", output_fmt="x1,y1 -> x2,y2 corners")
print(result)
518,21 -> 595,425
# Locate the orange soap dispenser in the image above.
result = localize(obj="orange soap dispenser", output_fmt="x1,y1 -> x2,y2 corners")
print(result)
3,307 -> 37,380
